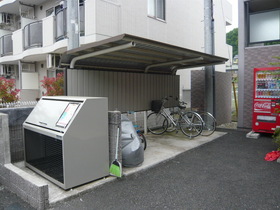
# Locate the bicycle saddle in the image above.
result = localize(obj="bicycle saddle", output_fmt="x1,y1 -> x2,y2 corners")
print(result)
178,104 -> 186,109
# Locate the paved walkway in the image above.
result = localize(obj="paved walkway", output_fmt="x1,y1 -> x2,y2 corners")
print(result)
2,128 -> 280,209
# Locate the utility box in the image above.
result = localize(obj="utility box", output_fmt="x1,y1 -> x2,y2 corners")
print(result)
23,96 -> 109,190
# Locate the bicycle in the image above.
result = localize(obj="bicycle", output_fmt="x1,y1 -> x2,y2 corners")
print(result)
176,100 -> 216,136
147,97 -> 203,138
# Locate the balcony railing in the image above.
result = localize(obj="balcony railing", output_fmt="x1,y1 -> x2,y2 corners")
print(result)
23,21 -> 43,50
0,34 -> 13,56
55,3 -> 85,41
56,8 -> 67,41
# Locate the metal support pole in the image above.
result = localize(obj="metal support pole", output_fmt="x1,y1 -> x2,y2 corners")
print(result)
204,0 -> 215,116
144,111 -> 147,134
18,60 -> 22,89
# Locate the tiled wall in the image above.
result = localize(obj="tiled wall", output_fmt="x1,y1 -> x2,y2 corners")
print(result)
191,70 -> 232,125
242,45 -> 280,128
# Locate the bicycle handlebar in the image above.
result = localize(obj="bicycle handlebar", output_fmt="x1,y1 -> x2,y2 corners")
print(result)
163,96 -> 188,106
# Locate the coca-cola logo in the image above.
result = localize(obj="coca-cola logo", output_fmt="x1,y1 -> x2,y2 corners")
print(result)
254,102 -> 271,110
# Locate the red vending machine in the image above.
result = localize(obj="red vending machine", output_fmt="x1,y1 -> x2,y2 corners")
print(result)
252,67 -> 280,133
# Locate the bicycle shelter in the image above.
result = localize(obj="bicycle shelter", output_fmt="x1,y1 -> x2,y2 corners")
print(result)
61,34 -> 227,113
0,34 -> 228,208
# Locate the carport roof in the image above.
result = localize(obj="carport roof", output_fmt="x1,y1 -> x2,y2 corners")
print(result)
62,34 -> 228,74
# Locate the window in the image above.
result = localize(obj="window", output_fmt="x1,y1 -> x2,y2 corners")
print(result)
148,0 -> 165,21
249,10 -> 280,44
46,8 -> 54,17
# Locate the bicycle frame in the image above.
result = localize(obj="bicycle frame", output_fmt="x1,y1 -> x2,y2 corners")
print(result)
162,108 -> 176,125
162,107 -> 193,128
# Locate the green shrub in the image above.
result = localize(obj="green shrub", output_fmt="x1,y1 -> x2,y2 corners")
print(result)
40,73 -> 64,96
0,77 -> 20,103
273,128 -> 280,151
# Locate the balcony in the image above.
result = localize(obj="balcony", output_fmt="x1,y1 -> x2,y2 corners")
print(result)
23,21 -> 43,50
0,34 -> 13,56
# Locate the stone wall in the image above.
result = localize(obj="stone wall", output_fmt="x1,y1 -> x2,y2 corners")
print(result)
0,108 -> 33,162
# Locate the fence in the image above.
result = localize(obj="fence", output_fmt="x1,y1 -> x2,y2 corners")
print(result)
0,101 -> 37,108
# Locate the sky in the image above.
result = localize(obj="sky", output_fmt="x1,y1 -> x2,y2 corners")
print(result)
226,0 -> 238,32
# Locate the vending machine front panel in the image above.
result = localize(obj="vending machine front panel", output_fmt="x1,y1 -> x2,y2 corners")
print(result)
252,67 -> 280,133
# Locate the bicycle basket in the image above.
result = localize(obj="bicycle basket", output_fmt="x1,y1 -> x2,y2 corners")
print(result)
151,100 -> 162,113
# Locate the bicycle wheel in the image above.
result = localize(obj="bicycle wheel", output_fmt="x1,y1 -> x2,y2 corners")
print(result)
147,112 -> 168,135
137,131 -> 147,150
179,111 -> 203,138
200,112 -> 216,136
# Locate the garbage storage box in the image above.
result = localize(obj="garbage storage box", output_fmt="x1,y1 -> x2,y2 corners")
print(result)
23,96 -> 109,190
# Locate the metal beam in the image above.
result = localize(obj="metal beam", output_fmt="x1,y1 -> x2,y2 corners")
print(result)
70,42 -> 136,68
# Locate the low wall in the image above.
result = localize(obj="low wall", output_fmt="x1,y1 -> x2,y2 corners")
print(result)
0,109 -> 121,209
0,108 -> 33,162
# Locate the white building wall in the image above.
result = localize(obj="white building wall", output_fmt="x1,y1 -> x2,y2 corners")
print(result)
96,0 -> 121,39
0,29 -> 12,37
42,15 -> 55,47
86,0 -> 206,52
120,0 -> 205,52
0,0 -> 232,102
213,0 -> 232,71
35,0 -> 58,20
12,29 -> 23,55
164,0 -> 232,98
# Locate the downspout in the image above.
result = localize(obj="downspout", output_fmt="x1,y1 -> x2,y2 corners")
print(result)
69,42 -> 136,69
145,57 -> 204,73
171,57 -> 204,75
18,60 -> 22,89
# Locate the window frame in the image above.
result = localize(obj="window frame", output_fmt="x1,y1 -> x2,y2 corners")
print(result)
148,0 -> 166,22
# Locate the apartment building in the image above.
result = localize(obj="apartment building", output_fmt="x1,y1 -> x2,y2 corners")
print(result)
0,0 -> 232,108
238,0 -> 280,129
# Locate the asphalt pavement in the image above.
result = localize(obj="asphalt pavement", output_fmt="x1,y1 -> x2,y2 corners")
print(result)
0,184 -> 35,210
2,128 -> 280,210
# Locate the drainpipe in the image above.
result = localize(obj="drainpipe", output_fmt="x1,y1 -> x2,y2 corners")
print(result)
170,57 -> 204,75
145,57 -> 203,73
18,60 -> 22,89
69,42 -> 136,69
